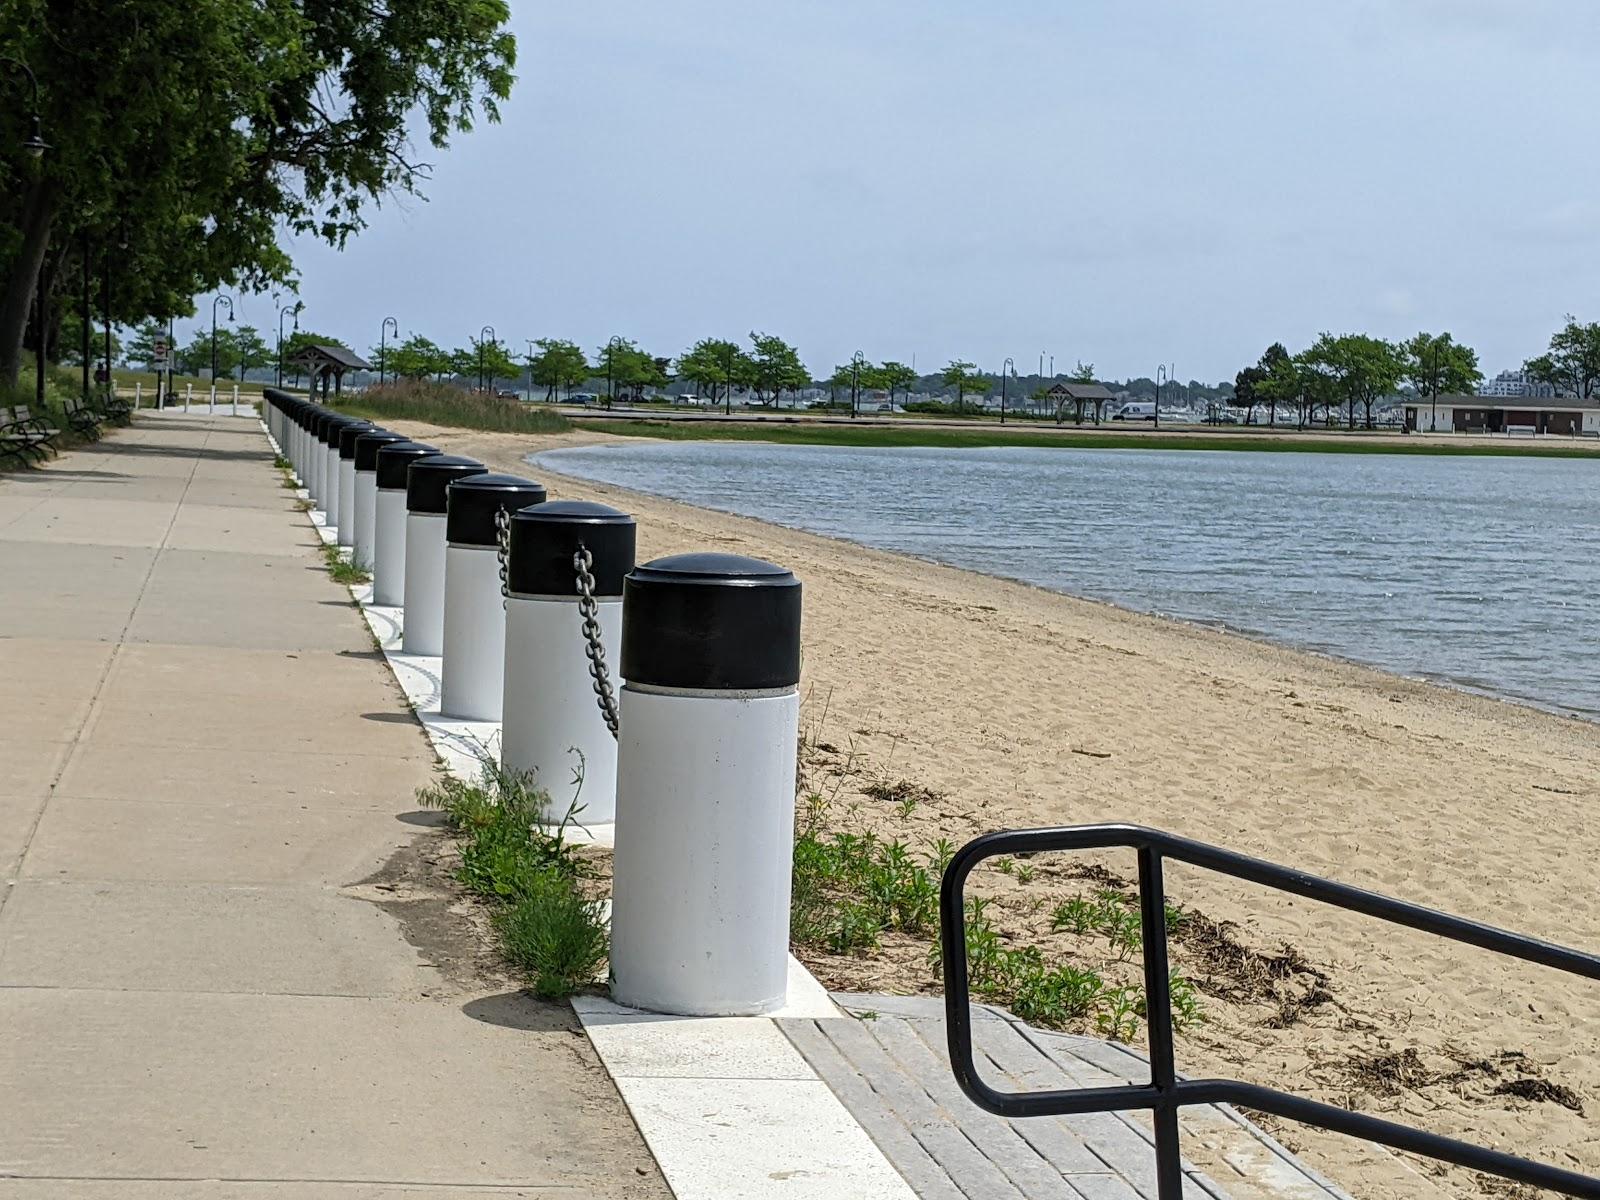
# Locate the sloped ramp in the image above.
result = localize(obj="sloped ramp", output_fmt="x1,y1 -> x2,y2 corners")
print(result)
780,994 -> 1354,1200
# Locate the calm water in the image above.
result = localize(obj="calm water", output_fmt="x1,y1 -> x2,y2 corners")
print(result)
534,442 -> 1600,720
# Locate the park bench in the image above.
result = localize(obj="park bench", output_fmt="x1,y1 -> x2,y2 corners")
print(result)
94,390 -> 132,424
0,405 -> 59,464
63,396 -> 104,439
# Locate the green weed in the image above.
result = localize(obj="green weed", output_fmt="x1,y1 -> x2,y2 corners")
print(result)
791,825 -> 939,955
321,542 -> 371,586
419,762 -> 606,999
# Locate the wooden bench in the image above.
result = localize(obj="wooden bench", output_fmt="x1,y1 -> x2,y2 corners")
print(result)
94,390 -> 132,424
63,396 -> 104,439
0,405 -> 60,464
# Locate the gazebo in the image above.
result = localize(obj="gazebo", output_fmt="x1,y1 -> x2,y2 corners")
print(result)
1047,381 -> 1116,425
291,344 -> 371,398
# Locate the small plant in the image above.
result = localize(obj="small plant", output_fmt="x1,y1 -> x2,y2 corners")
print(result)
1095,987 -> 1141,1042
321,542 -> 371,585
1168,975 -> 1203,1030
494,870 -> 608,999
273,455 -> 292,470
1014,862 -> 1035,885
927,838 -> 957,876
993,857 -> 1015,876
790,822 -> 941,956
1052,896 -> 1100,936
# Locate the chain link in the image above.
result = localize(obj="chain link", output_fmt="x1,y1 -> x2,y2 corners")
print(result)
494,506 -> 511,610
574,543 -> 620,739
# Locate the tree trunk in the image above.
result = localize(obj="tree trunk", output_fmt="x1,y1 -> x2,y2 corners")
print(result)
0,180 -> 60,391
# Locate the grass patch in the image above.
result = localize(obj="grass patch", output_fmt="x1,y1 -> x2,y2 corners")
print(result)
321,542 -> 370,585
336,379 -> 570,435
593,417 -> 1600,459
420,761 -> 607,998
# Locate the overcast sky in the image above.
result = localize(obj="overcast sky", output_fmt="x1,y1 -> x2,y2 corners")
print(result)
206,0 -> 1600,384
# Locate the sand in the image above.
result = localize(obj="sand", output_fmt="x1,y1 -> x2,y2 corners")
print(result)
387,420 -> 1600,1200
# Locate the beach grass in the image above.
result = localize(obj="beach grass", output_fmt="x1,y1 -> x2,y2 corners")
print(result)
591,417 -> 1600,458
335,380 -> 570,435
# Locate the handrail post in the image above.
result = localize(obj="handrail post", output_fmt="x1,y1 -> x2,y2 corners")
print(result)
1138,846 -> 1184,1199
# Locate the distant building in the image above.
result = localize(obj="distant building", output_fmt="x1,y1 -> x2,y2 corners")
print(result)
1479,369 -> 1556,399
1405,394 -> 1598,436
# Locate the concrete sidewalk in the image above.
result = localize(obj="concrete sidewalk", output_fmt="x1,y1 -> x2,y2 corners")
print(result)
0,415 -> 668,1198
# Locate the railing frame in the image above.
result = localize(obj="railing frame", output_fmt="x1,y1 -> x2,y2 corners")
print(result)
939,823 -> 1600,1199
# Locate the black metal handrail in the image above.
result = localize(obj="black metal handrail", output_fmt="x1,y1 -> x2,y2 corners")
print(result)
939,823 -> 1600,1199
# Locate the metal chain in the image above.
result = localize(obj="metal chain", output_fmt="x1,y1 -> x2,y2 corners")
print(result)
574,543 -> 620,739
494,506 -> 511,610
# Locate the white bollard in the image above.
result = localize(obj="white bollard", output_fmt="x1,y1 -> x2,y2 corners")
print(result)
209,385 -> 216,414
401,456 -> 486,655
134,381 -> 142,410
309,411 -> 330,511
184,383 -> 193,412
352,430 -> 406,569
232,384 -> 239,416
438,473 -> 548,720
322,417 -> 350,533
501,501 -> 634,819
371,441 -> 439,606
335,421 -> 373,549
609,553 -> 803,1016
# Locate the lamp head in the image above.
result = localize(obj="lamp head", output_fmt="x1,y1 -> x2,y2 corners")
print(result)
23,114 -> 48,158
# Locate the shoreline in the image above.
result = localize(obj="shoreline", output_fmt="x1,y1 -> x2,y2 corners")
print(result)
531,444 -> 1598,728
379,420 -> 1600,1200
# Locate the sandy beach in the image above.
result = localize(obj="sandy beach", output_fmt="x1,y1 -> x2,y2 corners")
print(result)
385,420 -> 1600,1199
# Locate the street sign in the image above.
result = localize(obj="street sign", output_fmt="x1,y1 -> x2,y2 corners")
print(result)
152,336 -> 169,371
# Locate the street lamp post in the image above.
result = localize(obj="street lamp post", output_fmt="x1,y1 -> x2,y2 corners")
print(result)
605,336 -> 625,409
723,343 -> 736,416
276,300 -> 301,388
478,324 -> 495,395
1001,357 -> 1014,425
1156,364 -> 1168,430
379,316 -> 398,386
1429,339 -> 1439,434
526,339 -> 536,402
850,351 -> 865,419
211,294 -> 234,387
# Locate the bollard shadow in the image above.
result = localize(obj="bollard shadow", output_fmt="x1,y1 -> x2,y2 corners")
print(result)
462,989 -> 585,1034
396,809 -> 447,828
336,647 -> 387,660
361,710 -> 416,725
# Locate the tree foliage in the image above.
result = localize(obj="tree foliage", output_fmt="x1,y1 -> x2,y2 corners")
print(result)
746,331 -> 808,406
0,0 -> 516,386
941,359 -> 986,411
1401,332 -> 1482,404
1303,334 -> 1402,429
386,334 -> 450,381
1524,315 -> 1600,399
677,337 -> 750,405
528,338 -> 589,400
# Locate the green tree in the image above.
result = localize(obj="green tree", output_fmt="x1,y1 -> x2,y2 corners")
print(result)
825,364 -> 855,408
676,338 -> 750,407
233,324 -> 271,381
1524,315 -> 1600,399
1234,343 -> 1291,425
478,338 -> 519,392
387,334 -> 449,381
1402,332 -> 1482,430
58,312 -> 120,366
876,360 -> 917,407
1,0 -> 515,389
123,319 -> 165,371
747,331 -> 808,407
528,338 -> 588,401
941,359 -> 985,413
1305,333 -> 1402,430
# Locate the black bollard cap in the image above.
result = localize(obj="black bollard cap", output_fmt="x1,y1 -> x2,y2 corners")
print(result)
315,411 -> 342,445
322,414 -> 359,446
353,430 -> 408,472
406,455 -> 487,514
621,553 -> 801,691
338,420 -> 375,459
507,500 -> 635,598
445,473 -> 548,547
375,441 -> 439,490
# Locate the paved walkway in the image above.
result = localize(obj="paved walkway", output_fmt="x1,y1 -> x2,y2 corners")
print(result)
0,414 -> 667,1198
